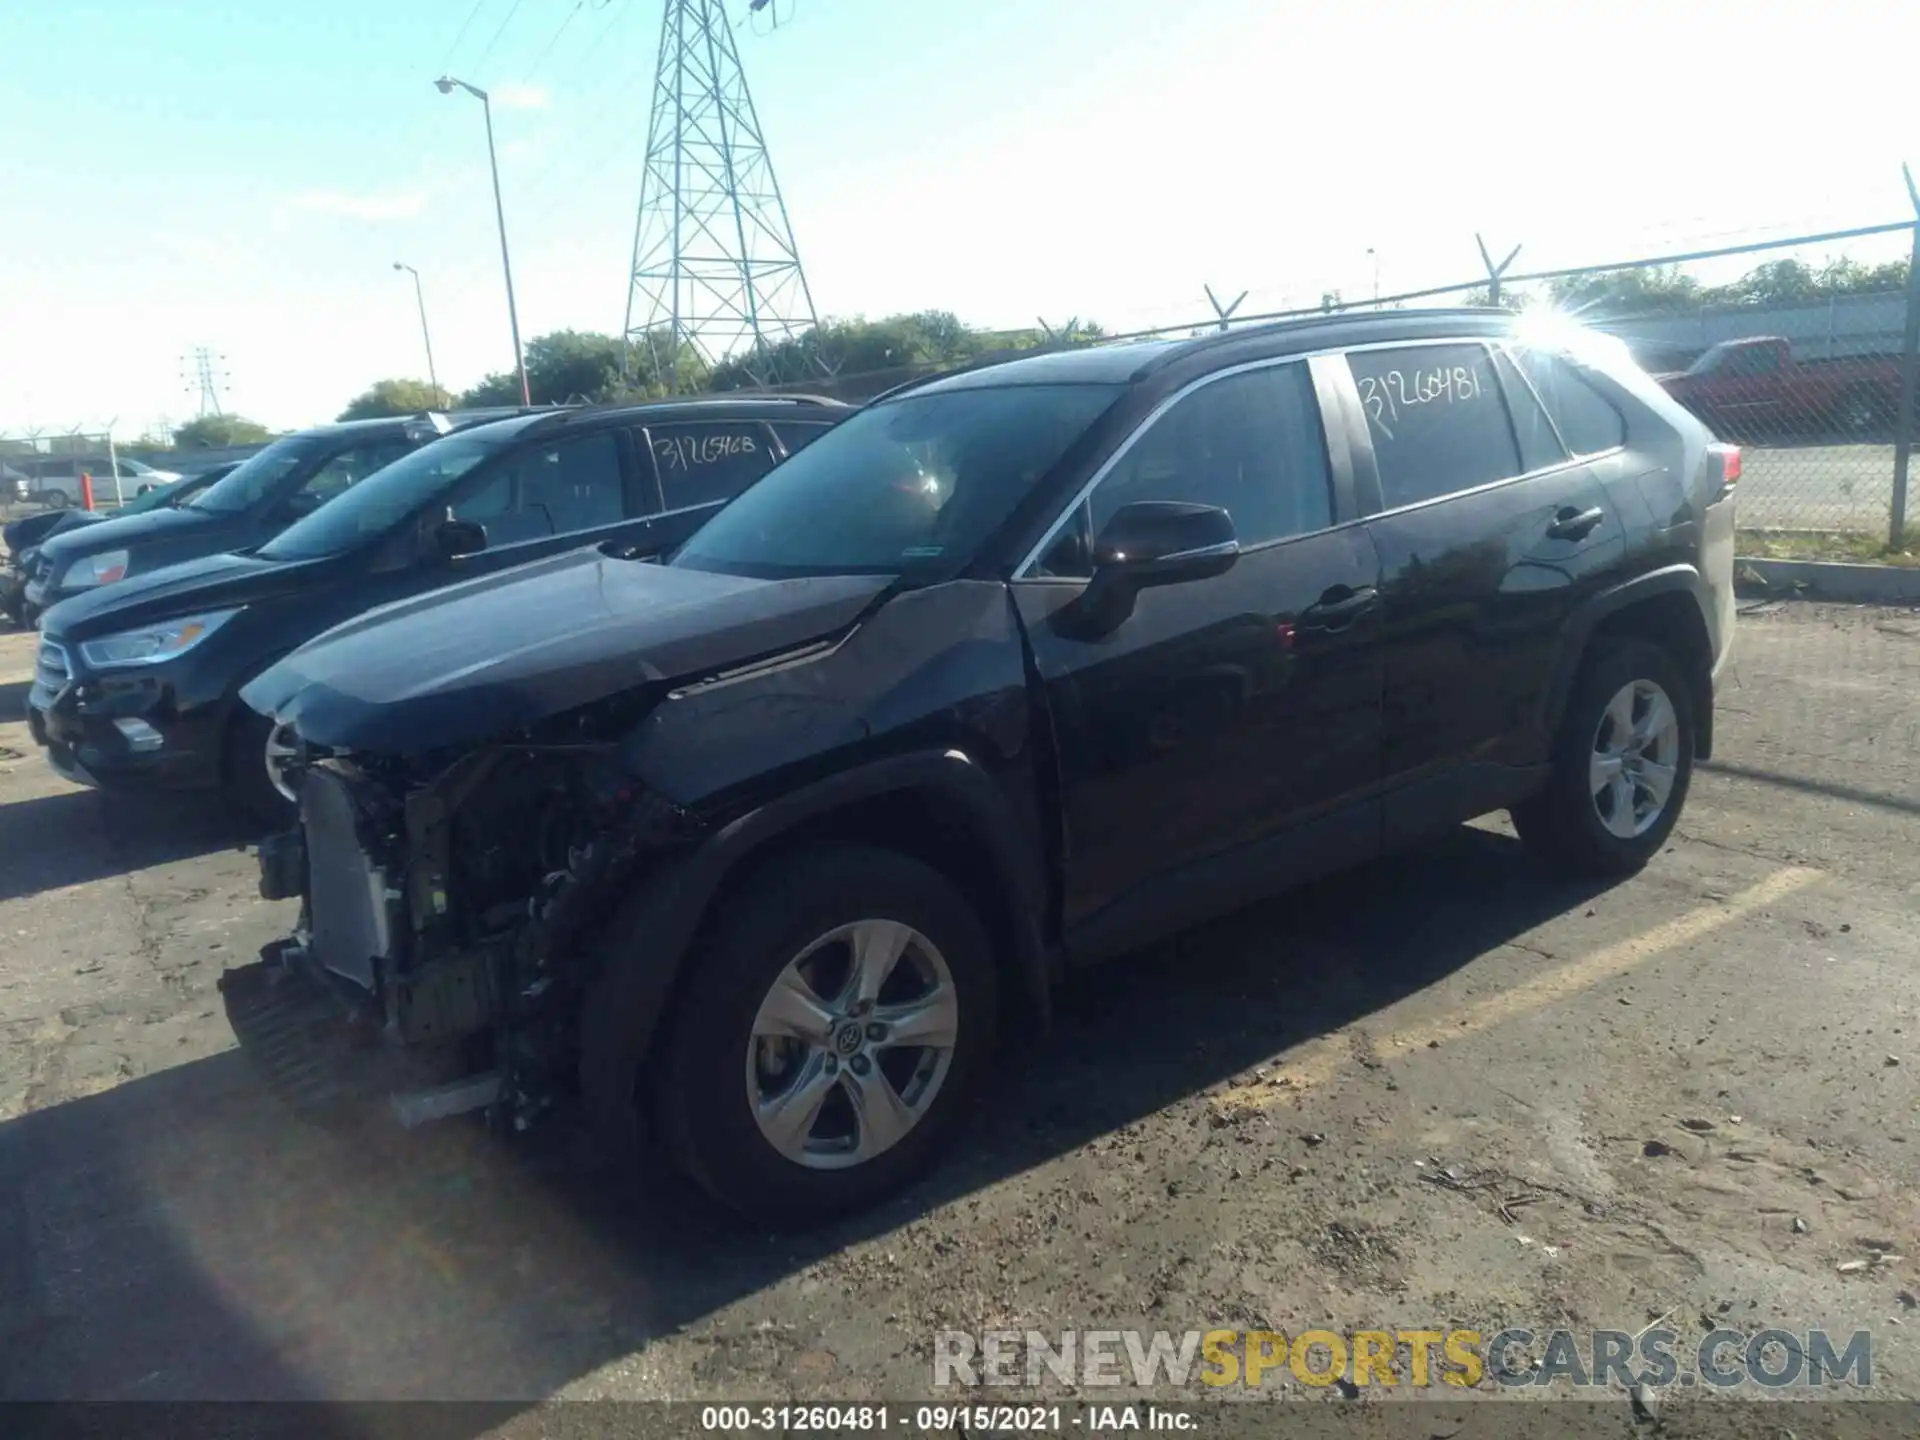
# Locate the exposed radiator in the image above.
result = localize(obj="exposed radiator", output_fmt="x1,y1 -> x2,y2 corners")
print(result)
301,769 -> 394,992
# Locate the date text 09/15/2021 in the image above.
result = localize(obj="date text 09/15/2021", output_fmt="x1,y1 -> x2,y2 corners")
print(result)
698,1405 -> 1193,1433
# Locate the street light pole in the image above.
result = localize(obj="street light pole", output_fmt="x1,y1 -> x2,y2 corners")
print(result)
436,76 -> 530,407
1367,247 -> 1381,305
393,262 -> 441,403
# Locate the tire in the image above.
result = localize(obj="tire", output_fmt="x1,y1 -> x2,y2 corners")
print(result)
41,489 -> 69,510
641,845 -> 998,1225
1512,637 -> 1695,878
1836,386 -> 1881,439
223,706 -> 298,830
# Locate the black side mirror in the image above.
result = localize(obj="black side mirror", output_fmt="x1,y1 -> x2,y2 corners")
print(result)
1092,501 -> 1239,583
434,517 -> 487,560
1055,501 -> 1238,638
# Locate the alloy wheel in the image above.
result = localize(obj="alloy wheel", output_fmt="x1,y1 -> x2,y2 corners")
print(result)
264,721 -> 302,803
1589,678 -> 1681,839
745,918 -> 959,1170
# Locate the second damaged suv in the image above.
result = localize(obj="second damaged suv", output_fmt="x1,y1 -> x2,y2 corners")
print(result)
226,310 -> 1738,1223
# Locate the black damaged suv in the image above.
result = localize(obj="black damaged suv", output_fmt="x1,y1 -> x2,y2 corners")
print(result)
224,310 -> 1737,1224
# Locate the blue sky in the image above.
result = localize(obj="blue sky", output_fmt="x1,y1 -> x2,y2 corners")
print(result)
2,0 -> 1915,438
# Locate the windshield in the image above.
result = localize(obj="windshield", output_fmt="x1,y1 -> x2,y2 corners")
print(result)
671,383 -> 1123,579
257,426 -> 520,561
117,472 -> 214,517
186,433 -> 334,514
1685,344 -> 1738,377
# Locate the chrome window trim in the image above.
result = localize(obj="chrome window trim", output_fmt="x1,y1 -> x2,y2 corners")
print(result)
1012,329 -> 1643,578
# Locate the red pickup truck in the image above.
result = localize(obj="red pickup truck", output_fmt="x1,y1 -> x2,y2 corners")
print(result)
1656,336 -> 1907,439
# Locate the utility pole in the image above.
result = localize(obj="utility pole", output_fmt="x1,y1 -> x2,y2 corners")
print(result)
393,262 -> 443,403
437,76 -> 530,407
622,0 -> 820,391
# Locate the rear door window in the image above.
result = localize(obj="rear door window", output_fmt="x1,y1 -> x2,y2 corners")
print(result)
1510,348 -> 1627,455
648,421 -> 779,511
1347,344 -> 1523,509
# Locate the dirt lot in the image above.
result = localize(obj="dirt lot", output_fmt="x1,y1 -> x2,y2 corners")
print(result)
2,601 -> 1919,1416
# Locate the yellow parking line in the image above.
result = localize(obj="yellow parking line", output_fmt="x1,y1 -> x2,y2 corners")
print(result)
1213,865 -> 1823,1113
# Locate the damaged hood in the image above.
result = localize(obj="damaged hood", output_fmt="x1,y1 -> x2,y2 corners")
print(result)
240,547 -> 894,755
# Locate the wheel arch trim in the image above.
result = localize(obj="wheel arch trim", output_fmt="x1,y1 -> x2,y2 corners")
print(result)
1542,563 -> 1716,760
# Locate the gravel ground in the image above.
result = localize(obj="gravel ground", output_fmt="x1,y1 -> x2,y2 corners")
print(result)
2,600 -> 1918,1421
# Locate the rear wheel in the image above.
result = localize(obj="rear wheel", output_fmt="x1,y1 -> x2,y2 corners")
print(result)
1512,637 -> 1695,877
640,845 -> 998,1225
1836,385 -> 1882,438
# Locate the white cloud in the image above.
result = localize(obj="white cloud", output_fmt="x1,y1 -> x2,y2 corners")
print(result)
491,83 -> 549,111
284,189 -> 428,221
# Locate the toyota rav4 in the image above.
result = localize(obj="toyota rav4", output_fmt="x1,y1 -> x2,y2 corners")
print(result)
222,309 -> 1738,1225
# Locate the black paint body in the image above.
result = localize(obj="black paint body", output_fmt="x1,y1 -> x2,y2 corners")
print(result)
231,309 -> 1738,1119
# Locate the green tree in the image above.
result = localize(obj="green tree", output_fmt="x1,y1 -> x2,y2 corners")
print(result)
1549,265 -> 1701,314
1464,285 -> 1527,312
337,378 -> 451,421
173,414 -> 272,448
457,330 -> 644,408
1813,256 -> 1909,295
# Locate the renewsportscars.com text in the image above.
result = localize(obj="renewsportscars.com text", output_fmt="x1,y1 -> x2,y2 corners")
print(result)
933,1327 -> 1873,1391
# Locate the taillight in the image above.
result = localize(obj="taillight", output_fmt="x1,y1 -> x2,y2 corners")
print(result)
1708,443 -> 1740,499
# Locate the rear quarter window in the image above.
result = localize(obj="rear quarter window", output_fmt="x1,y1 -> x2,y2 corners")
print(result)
774,421 -> 833,455
1511,348 -> 1628,456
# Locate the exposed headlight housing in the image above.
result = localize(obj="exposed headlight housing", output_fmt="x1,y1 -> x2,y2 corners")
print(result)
79,609 -> 239,668
64,549 -> 130,589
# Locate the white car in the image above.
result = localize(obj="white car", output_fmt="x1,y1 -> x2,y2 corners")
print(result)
14,455 -> 182,508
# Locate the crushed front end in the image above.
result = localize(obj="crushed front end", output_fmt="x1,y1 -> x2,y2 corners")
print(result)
221,739 -> 697,1133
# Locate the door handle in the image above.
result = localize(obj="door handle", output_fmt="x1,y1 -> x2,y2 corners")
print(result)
1546,505 -> 1606,540
1300,584 -> 1378,630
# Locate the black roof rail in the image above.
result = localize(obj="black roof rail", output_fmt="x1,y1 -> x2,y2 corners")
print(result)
1137,304 -> 1518,371
646,391 -> 852,409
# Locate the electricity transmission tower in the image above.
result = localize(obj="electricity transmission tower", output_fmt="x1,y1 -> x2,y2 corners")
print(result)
622,0 -> 821,390
182,347 -> 226,417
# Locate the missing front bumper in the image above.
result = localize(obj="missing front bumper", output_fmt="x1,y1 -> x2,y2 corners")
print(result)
218,940 -> 478,1126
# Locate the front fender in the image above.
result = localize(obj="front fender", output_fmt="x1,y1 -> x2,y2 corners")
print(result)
577,747 -> 1052,1149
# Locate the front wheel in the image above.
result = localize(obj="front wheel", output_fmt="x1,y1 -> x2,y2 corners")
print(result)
41,488 -> 69,510
641,846 -> 999,1225
223,707 -> 298,830
1513,637 -> 1695,877
1836,386 -> 1882,439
